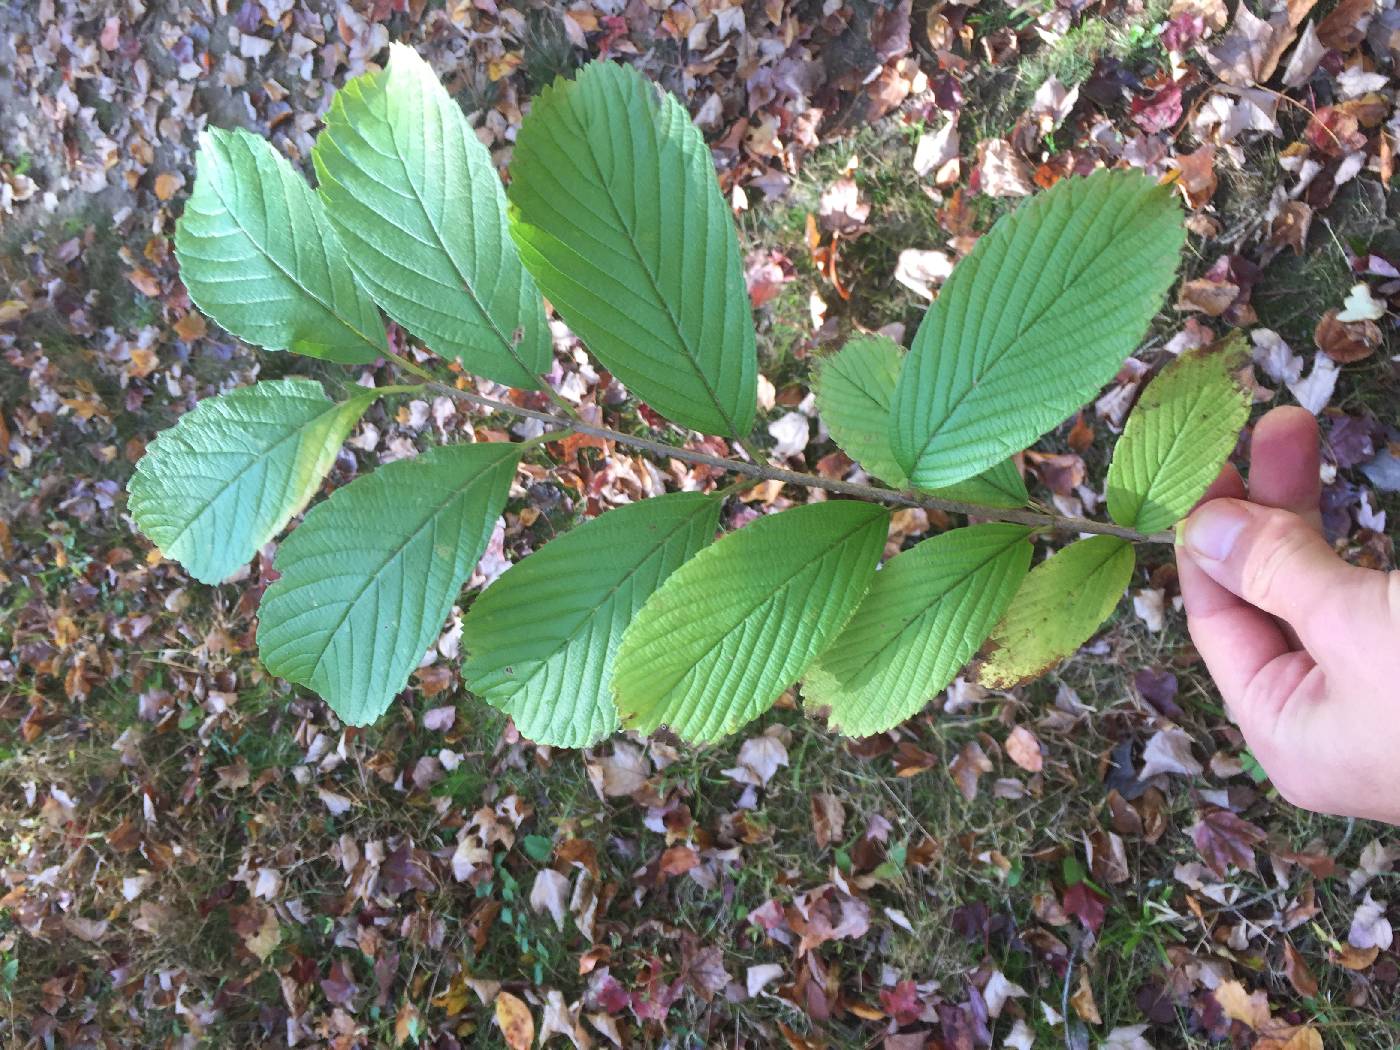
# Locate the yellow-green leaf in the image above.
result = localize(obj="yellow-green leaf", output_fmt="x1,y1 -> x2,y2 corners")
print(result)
977,535 -> 1135,688
1107,334 -> 1251,534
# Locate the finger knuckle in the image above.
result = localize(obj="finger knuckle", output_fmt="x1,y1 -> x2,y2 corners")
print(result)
1243,517 -> 1308,610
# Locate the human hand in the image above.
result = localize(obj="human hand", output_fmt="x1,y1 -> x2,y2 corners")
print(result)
1177,406 -> 1400,826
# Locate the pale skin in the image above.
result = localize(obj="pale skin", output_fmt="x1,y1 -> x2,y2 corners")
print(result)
1177,406 -> 1400,827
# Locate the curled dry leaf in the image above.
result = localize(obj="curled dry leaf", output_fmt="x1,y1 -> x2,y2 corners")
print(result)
1282,938 -> 1319,998
1348,891 -> 1394,951
810,791 -> 845,849
1173,145 -> 1218,209
894,248 -> 954,299
1069,970 -> 1101,1024
1315,309 -> 1382,363
948,739 -> 993,801
1138,727 -> 1203,780
1213,978 -> 1272,1029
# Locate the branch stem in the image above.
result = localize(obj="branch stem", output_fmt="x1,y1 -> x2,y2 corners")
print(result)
386,373 -> 1173,544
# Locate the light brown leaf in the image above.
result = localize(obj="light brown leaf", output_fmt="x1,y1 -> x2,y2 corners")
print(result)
1004,726 -> 1043,772
811,792 -> 845,849
949,740 -> 993,801
1282,938 -> 1318,998
1213,979 -> 1271,1029
1315,308 -> 1381,363
495,990 -> 535,1050
1070,970 -> 1101,1024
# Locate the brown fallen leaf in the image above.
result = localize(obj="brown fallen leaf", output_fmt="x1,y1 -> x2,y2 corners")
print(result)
173,310 -> 207,341
1329,942 -> 1380,970
659,844 -> 701,878
1282,938 -> 1319,998
1213,978 -> 1272,1029
811,792 -> 845,849
153,172 -> 183,200
893,741 -> 938,777
1004,726 -> 1043,772
1315,309 -> 1382,363
1316,0 -> 1375,50
1069,970 -> 1101,1024
1173,145 -> 1218,209
1255,1026 -> 1324,1050
495,990 -> 535,1050
1176,277 -> 1240,316
393,1001 -> 421,1047
948,740 -> 993,800
1205,0 -> 1318,86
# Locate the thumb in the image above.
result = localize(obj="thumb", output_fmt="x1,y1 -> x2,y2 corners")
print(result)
1179,498 -> 1375,644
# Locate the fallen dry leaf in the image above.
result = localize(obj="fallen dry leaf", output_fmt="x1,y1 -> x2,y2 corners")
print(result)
1348,891 -> 1394,951
1213,978 -> 1272,1029
1315,309 -> 1382,363
1069,970 -> 1101,1024
1004,726 -> 1043,772
495,990 -> 535,1050
1139,727 -> 1203,780
1191,807 -> 1266,877
1282,938 -> 1319,998
948,740 -> 993,800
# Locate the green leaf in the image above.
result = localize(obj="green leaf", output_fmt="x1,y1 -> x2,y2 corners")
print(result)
814,336 -> 909,485
313,43 -> 550,388
891,170 -> 1184,490
174,128 -> 386,363
128,379 -> 371,585
1107,334 -> 1250,534
933,457 -> 1029,509
977,535 -> 1135,688
814,335 -> 1028,507
613,501 -> 887,742
804,523 -> 1032,737
462,492 -> 721,748
508,62 -> 757,438
257,441 -> 521,726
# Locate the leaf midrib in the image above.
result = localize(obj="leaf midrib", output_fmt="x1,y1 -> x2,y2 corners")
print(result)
374,97 -> 535,379
480,499 -> 716,700
144,390 -> 346,559
820,530 -> 1027,690
205,149 -> 384,355
569,81 -> 741,438
1120,383 -> 1215,526
623,509 -> 881,719
908,182 -> 1153,468
279,449 -> 515,692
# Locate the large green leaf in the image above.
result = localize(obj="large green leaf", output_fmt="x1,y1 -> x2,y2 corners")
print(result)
814,335 -> 1028,507
462,492 -> 721,748
258,441 -> 521,726
804,524 -> 1032,737
313,44 -> 550,388
1107,335 -> 1250,534
891,170 -> 1184,490
174,128 -> 385,363
977,535 -> 1135,688
613,501 -> 887,742
128,379 -> 371,585
509,61 -> 757,438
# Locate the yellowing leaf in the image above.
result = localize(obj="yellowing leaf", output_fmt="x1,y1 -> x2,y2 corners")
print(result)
1106,334 -> 1250,534
494,990 -> 535,1050
977,536 -> 1135,688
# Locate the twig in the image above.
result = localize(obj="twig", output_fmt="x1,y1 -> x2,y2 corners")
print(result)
383,367 -> 1173,543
